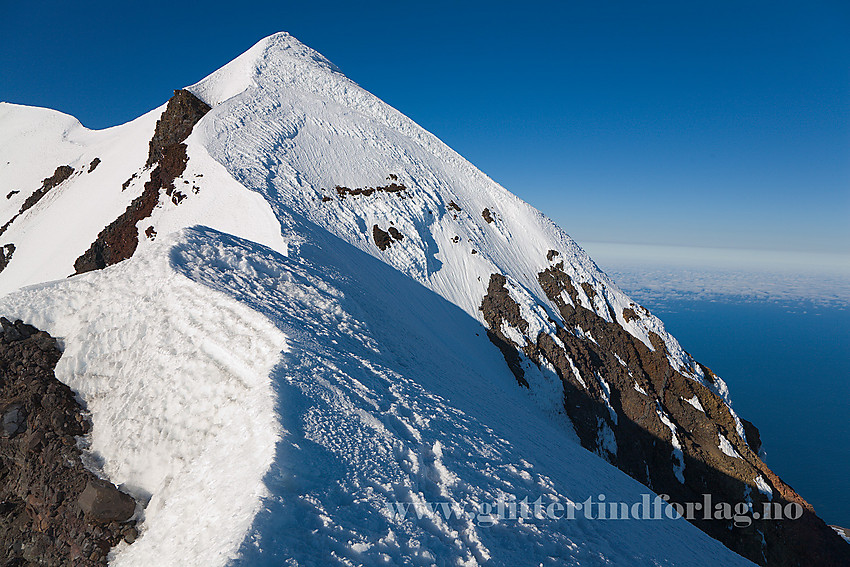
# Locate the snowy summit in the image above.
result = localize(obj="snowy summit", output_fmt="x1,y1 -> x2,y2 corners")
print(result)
0,32 -> 846,567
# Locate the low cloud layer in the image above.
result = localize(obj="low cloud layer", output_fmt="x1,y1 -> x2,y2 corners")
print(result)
582,242 -> 850,307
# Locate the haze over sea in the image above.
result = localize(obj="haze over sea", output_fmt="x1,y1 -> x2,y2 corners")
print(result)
584,241 -> 850,528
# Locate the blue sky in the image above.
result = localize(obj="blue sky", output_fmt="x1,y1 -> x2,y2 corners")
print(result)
2,0 -> 847,254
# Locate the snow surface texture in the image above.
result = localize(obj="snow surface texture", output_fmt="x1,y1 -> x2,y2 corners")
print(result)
2,226 -> 753,566
186,32 -> 743,413
0,32 -> 760,566
0,233 -> 284,566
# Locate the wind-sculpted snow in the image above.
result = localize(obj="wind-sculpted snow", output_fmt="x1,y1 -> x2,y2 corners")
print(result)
170,225 -> 752,566
0,233 -> 284,567
0,224 -> 754,566
187,33 -> 697,363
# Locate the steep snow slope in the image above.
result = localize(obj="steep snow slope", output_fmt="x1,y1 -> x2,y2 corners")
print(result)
3,31 -> 845,567
0,226 -> 753,566
187,33 -> 735,407
0,103 -> 158,293
0,101 -> 286,295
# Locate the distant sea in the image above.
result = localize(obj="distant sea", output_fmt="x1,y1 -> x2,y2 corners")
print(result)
583,242 -> 850,528
650,298 -> 849,528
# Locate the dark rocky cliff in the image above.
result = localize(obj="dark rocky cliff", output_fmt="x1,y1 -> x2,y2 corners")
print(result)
74,89 -> 210,275
481,259 -> 850,567
0,319 -> 138,565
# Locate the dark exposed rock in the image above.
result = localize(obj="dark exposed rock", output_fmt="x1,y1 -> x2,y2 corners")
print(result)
72,169 -> 162,273
0,320 -> 138,565
0,165 -> 74,237
334,181 -> 406,198
321,196 -> 333,202
87,158 -> 101,173
741,418 -> 762,455
830,526 -> 849,543
0,243 -> 14,273
73,90 -> 210,274
170,190 -> 187,205
482,208 -> 494,223
121,174 -> 136,191
388,227 -> 404,241
622,308 -> 639,323
372,225 -> 392,251
448,200 -> 461,212
480,259 -> 850,567
146,90 -> 211,168
144,226 -> 157,240
546,249 -> 559,261
5,191 -> 18,199
1,404 -> 26,438
78,479 -> 136,523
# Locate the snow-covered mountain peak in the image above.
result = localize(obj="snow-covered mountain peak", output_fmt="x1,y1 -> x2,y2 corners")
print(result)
1,31 -> 847,567
188,31 -> 343,107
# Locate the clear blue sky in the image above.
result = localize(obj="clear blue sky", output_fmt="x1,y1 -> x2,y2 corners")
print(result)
2,0 -> 848,254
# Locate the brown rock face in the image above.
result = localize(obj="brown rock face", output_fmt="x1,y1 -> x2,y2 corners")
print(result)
334,181 -> 406,198
78,479 -> 136,523
0,244 -> 14,274
73,90 -> 210,274
481,208 -> 494,223
480,261 -> 850,567
0,318 -> 138,565
372,225 -> 392,251
388,226 -> 404,241
145,90 -> 212,168
0,165 -> 74,237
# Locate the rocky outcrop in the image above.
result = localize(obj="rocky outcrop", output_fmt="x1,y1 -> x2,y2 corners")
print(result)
480,261 -> 850,567
388,227 -> 404,241
73,90 -> 210,274
145,90 -> 211,168
0,244 -> 14,274
0,166 -> 74,237
481,208 -> 494,223
0,318 -> 138,565
87,158 -> 101,173
333,181 -> 406,199
372,225 -> 392,251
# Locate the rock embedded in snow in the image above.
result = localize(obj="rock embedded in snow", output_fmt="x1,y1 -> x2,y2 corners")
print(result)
78,478 -> 136,523
0,165 -> 74,237
73,90 -> 210,274
0,320 -> 138,566
372,224 -> 392,250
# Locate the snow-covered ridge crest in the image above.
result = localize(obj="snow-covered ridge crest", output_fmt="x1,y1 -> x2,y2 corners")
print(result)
186,31 -> 694,358
0,230 -> 285,566
4,31 -> 842,565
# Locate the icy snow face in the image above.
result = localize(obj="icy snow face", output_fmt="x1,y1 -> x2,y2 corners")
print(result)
187,35 -> 681,353
168,225 -> 753,567
184,32 -> 750,454
0,232 -> 285,567
0,219 -> 756,565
